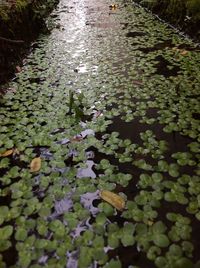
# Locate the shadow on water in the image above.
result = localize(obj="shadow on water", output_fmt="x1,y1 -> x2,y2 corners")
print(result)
156,200 -> 200,263
106,115 -> 192,153
153,55 -> 180,77
126,31 -> 147,38
108,245 -> 155,268
2,239 -> 18,267
138,39 -> 174,53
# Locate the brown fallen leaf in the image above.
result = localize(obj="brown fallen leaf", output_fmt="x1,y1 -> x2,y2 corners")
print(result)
0,149 -> 14,157
100,190 -> 125,211
30,157 -> 41,172
16,66 -> 22,73
172,47 -> 188,56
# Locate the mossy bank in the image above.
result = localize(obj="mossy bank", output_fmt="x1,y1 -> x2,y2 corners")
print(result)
133,0 -> 200,42
0,0 -> 59,86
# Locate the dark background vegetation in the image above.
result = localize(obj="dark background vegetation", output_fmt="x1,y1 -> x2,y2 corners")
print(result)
134,0 -> 200,41
0,0 -> 59,85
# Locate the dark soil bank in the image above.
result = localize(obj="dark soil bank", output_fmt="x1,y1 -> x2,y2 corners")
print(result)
0,0 -> 59,86
133,0 -> 200,42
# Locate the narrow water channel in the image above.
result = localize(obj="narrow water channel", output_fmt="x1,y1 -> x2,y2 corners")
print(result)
0,0 -> 200,267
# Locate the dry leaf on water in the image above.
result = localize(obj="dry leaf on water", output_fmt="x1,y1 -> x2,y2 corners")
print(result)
100,190 -> 125,211
180,50 -> 188,56
109,4 -> 118,10
0,149 -> 14,157
172,47 -> 188,56
30,157 -> 41,172
16,66 -> 22,73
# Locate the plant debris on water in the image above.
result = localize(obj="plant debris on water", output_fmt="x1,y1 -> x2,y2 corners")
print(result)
0,0 -> 200,267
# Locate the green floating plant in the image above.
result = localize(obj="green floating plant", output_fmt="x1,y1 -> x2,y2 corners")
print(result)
0,0 -> 199,267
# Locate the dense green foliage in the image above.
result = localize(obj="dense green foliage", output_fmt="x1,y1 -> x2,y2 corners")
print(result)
0,0 -> 58,21
0,0 -> 200,267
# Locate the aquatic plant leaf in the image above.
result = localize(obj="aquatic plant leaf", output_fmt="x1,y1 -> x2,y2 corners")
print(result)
169,244 -> 182,257
100,190 -> 125,211
30,157 -> 41,172
121,234 -> 135,247
174,257 -> 193,268
104,259 -> 122,268
98,202 -> 114,216
108,233 -> 120,248
15,228 -> 28,241
155,256 -> 167,267
152,221 -> 167,234
181,241 -> 194,256
0,225 -> 13,240
153,233 -> 170,248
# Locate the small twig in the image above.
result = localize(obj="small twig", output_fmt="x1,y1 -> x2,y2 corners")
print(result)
0,36 -> 24,44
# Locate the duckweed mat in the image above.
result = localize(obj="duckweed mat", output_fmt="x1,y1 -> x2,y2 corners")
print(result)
0,0 -> 200,267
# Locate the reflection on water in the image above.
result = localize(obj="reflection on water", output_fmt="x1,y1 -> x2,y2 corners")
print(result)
77,160 -> 96,178
81,190 -> 100,216
52,194 -> 73,218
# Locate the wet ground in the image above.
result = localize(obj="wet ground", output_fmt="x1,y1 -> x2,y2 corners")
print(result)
0,0 -> 200,267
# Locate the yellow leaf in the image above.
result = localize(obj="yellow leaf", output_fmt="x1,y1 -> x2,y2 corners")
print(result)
0,149 -> 14,157
100,190 -> 125,211
30,157 -> 41,172
109,4 -> 118,10
180,50 -> 188,56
